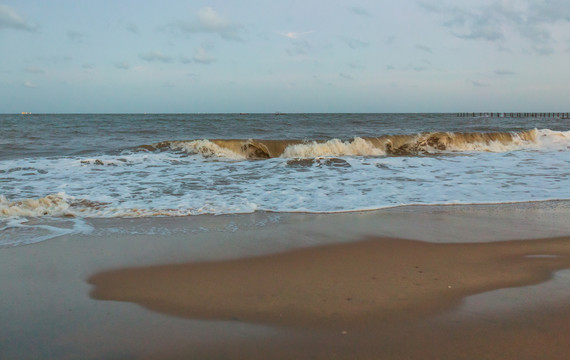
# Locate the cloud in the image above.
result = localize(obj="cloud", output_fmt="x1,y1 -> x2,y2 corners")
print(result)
420,1 -> 570,54
278,31 -> 313,39
67,30 -> 87,43
350,7 -> 371,17
82,64 -> 95,73
186,73 -> 200,81
115,62 -> 131,70
126,22 -> 139,34
387,65 -> 395,70
23,81 -> 37,88
347,62 -> 365,69
139,51 -> 173,63
286,38 -> 311,56
180,55 -> 193,64
0,5 -> 36,31
415,44 -> 432,53
193,47 -> 216,64
339,72 -> 353,80
532,44 -> 554,56
174,7 -> 243,41
25,66 -> 45,74
343,37 -> 370,49
497,44 -> 512,53
495,69 -> 515,76
470,80 -> 488,87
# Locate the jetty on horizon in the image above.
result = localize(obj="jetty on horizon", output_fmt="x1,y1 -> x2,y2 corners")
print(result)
457,112 -> 569,119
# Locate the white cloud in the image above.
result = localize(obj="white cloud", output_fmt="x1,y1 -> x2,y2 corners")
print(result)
339,72 -> 353,80
23,81 -> 37,88
175,7 -> 243,41
0,5 -> 36,31
193,47 -> 216,64
278,31 -> 313,39
139,51 -> 173,63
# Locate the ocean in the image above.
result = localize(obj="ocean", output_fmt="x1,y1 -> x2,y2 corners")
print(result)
1,113 -> 569,247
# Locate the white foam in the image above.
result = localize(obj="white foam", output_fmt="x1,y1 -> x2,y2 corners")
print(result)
535,129 -> 570,150
170,140 -> 245,160
0,216 -> 93,247
281,137 -> 386,158
1,131 -> 568,224
0,193 -> 73,217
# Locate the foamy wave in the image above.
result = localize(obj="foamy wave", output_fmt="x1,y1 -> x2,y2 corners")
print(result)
0,193 -> 114,218
0,193 -> 73,217
136,129 -> 568,160
281,137 -> 386,157
535,129 -> 570,149
0,193 -> 257,219
388,130 -> 539,153
169,140 -> 246,160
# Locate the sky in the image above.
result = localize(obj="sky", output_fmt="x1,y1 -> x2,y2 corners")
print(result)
1,0 -> 570,113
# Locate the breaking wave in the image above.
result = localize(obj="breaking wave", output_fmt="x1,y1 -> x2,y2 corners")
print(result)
1,194 -> 73,217
0,193 -> 112,218
136,129 -> 568,159
0,193 -> 255,219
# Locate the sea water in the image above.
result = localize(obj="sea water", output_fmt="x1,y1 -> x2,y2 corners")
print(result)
1,113 -> 569,246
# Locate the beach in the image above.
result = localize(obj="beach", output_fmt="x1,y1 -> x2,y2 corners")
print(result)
3,0 -> 570,356
2,201 -> 570,359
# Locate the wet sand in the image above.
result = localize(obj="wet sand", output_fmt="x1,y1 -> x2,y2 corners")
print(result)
88,236 -> 570,359
89,236 -> 570,328
2,202 -> 570,359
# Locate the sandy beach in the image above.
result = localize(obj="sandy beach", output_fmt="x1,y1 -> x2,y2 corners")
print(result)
2,201 -> 570,359
87,236 -> 570,359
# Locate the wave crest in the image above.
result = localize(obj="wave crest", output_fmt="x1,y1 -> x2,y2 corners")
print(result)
136,129 -> 567,159
1,193 -> 73,217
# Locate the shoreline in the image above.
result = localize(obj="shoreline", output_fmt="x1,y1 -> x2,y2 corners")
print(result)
1,202 -> 570,359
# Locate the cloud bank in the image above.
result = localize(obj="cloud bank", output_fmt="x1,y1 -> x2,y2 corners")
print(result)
420,0 -> 570,54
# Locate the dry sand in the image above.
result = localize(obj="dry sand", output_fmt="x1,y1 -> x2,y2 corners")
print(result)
89,236 -> 570,359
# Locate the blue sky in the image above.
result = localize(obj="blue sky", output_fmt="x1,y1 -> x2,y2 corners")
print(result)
1,0 -> 569,113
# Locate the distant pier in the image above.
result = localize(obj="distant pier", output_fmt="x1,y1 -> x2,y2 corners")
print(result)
457,112 -> 569,119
